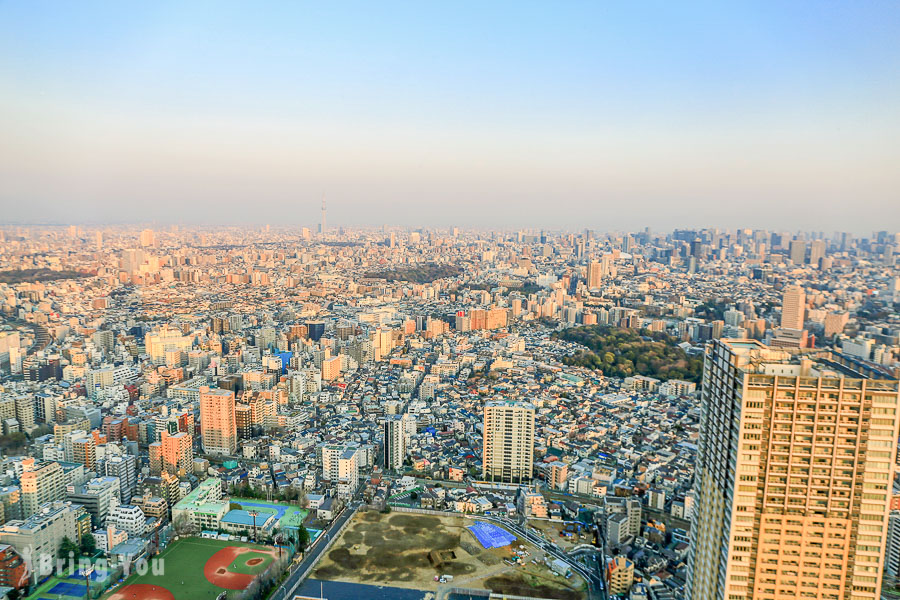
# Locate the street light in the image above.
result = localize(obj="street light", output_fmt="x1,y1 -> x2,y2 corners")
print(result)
248,510 -> 259,543
83,566 -> 94,600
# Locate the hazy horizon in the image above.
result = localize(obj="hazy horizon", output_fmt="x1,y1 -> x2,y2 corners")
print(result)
1,2 -> 899,232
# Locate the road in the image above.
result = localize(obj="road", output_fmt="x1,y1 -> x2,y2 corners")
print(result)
482,515 -> 606,600
270,499 -> 361,600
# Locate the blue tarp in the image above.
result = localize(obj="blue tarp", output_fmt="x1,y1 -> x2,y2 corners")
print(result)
467,521 -> 516,549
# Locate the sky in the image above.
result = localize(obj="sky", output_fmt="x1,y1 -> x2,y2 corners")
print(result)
0,1 -> 898,232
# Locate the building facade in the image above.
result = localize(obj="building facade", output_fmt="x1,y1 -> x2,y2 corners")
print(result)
199,387 -> 237,456
483,400 -> 535,484
687,339 -> 900,600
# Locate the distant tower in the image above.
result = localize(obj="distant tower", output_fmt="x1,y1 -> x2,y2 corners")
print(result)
320,195 -> 327,236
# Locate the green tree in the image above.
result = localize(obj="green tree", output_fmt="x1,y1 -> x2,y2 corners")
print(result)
0,433 -> 28,454
80,533 -> 96,556
59,536 -> 80,558
295,526 -> 310,551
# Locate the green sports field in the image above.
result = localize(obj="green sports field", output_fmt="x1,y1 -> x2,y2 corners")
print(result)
105,537 -> 282,600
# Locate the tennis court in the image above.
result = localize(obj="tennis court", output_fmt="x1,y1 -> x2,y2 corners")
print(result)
49,582 -> 86,596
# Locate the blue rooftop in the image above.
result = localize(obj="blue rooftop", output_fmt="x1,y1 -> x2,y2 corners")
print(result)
222,509 -> 273,526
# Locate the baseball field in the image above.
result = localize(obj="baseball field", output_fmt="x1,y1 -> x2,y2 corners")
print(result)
105,537 -> 284,600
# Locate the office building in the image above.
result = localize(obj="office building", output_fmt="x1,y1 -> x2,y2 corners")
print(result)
67,476 -> 121,528
824,311 -> 849,338
781,285 -> 806,331
587,260 -> 603,289
482,400 -> 535,483
306,321 -> 325,342
789,239 -> 806,264
686,339 -> 900,600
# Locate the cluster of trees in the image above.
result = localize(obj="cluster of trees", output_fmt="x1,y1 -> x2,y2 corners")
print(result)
693,300 -> 727,321
59,534 -> 96,558
0,269 -> 87,284
365,263 -> 462,283
555,325 -> 703,382
0,433 -> 28,455
458,281 -> 542,296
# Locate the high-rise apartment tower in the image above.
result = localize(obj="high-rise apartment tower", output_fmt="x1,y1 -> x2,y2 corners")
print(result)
687,339 -> 900,600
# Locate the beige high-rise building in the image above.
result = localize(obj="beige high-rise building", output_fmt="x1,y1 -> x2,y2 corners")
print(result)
824,311 -> 849,338
483,400 -> 535,483
587,261 -> 603,289
781,285 -> 806,331
199,387 -> 237,456
19,459 -> 65,518
687,339 -> 900,600
144,325 -> 192,366
140,228 -> 154,247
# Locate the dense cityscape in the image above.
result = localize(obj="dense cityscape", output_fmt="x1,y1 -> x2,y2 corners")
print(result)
3,2 -> 899,600
0,222 -> 897,600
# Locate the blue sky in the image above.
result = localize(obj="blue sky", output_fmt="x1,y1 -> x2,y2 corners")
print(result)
1,1 -> 898,231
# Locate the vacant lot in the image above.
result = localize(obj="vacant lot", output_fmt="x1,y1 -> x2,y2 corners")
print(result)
312,511 -> 586,599
313,511 -> 481,589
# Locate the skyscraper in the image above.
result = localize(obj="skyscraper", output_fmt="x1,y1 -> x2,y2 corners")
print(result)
320,195 -> 327,236
789,239 -> 806,264
483,400 -> 535,483
809,239 -> 826,266
781,285 -> 806,331
383,415 -> 406,472
587,261 -> 603,289
686,339 -> 900,600
199,386 -> 237,456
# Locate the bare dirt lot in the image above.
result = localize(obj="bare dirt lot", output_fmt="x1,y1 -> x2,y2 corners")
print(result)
528,519 -> 593,551
312,511 -> 586,599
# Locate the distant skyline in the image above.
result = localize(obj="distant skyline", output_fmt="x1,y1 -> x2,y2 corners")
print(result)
1,1 -> 898,232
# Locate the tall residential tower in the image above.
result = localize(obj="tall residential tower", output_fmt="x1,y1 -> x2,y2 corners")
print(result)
687,339 -> 899,600
383,415 -> 406,472
483,400 -> 535,483
199,387 -> 237,456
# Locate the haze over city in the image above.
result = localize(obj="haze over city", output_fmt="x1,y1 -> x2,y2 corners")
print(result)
1,1 -> 899,231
